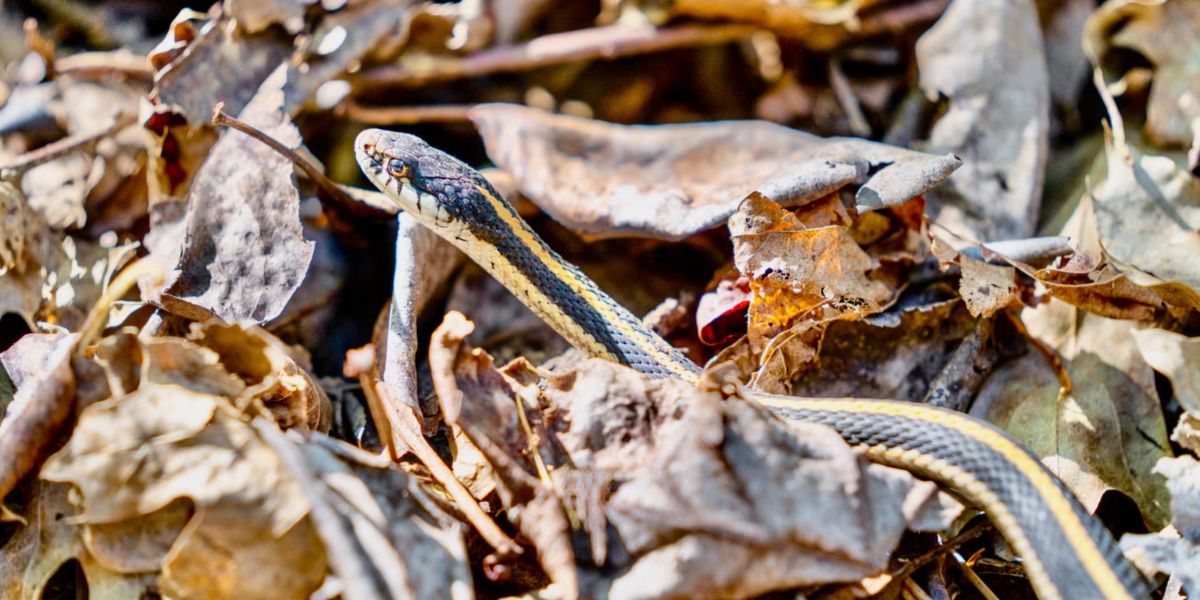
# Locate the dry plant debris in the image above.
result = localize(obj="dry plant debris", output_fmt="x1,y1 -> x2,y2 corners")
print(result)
0,1 -> 1197,599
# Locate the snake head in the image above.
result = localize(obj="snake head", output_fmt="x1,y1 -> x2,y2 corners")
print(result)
355,128 -> 482,227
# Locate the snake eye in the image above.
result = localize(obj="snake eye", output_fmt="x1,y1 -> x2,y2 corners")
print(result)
387,158 -> 410,179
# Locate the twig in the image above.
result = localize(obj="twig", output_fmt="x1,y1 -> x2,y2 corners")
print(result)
924,318 -> 997,412
0,112 -> 135,175
953,550 -> 1002,600
211,104 -> 394,219
901,578 -> 934,600
352,23 -> 761,89
55,51 -> 155,85
337,102 -> 475,125
889,522 -> 992,584
369,379 -> 522,558
76,256 -> 162,355
828,57 -> 871,137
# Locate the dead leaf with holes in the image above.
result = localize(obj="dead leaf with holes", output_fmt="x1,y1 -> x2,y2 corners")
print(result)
155,66 -> 315,324
39,331 -> 328,599
0,480 -> 160,600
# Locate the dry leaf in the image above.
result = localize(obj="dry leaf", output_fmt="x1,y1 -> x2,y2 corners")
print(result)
152,14 -> 292,124
156,65 -> 315,324
1085,0 -> 1200,147
917,0 -> 1049,241
226,0 -> 313,34
0,480 -> 159,599
470,104 -> 959,240
262,428 -> 473,600
958,257 -> 1018,318
1120,456 -> 1200,597
41,374 -> 326,598
1085,137 -> 1200,310
973,300 -> 1171,528
1133,329 -> 1200,413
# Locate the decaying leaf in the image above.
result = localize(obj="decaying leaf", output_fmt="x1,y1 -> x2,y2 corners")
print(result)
156,65 -> 315,324
917,0 -> 1049,241
1120,456 -> 1200,596
470,104 -> 959,240
957,256 -> 1018,318
1085,137 -> 1200,310
973,300 -> 1172,527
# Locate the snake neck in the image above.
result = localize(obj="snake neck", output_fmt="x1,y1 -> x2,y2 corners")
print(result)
444,182 -> 700,380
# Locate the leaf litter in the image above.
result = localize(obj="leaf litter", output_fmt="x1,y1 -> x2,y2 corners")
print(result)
1,1 -> 1199,599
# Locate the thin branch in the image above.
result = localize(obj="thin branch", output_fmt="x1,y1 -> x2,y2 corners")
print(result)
0,112 -> 135,175
337,102 -> 475,125
211,104 -> 394,219
352,23 -> 761,89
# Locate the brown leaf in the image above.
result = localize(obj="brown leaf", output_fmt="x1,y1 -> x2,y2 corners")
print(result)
156,65 -> 315,324
917,0 -> 1049,241
40,373 -> 325,598
0,333 -> 76,505
470,104 -> 959,240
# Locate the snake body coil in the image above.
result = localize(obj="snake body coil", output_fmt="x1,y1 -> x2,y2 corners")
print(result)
356,129 -> 1150,600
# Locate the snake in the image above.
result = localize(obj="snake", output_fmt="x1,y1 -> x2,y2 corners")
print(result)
355,128 -> 1151,600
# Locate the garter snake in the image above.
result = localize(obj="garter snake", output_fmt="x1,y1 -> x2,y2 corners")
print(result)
355,129 -> 1150,600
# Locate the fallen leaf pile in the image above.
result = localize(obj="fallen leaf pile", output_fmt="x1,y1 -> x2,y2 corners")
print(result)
0,1 -> 1197,599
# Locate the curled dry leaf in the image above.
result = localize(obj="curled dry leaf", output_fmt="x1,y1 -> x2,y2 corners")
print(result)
0,333 -> 76,506
261,428 -> 473,600
917,0 -> 1049,241
470,104 -> 960,240
1120,456 -> 1200,597
957,256 -> 1018,318
40,330 -> 327,598
156,65 -> 315,324
1084,0 -> 1200,148
973,299 -> 1171,528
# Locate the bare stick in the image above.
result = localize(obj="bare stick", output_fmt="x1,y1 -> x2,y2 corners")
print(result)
338,102 -> 474,126
352,23 -> 760,88
0,112 -> 134,174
